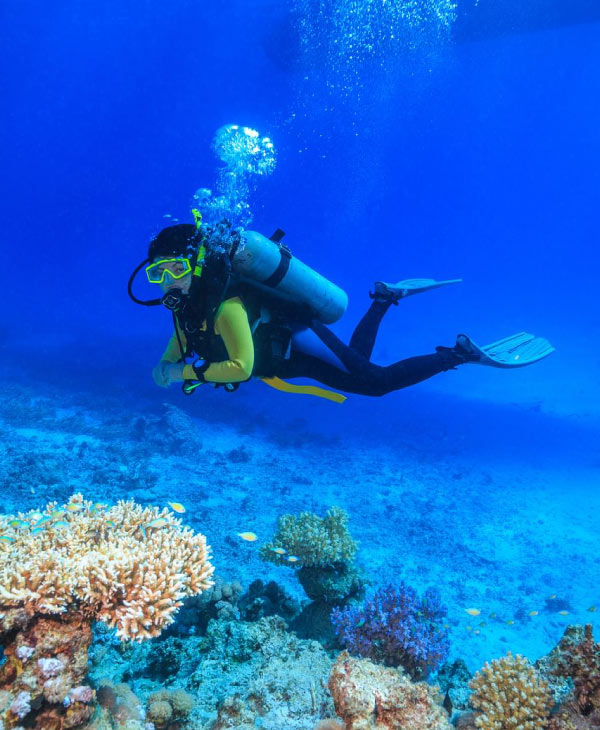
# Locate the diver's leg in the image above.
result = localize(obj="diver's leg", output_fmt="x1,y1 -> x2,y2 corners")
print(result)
348,298 -> 394,359
281,330 -> 463,396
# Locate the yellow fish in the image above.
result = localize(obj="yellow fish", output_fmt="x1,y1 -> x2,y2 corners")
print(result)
51,510 -> 66,520
588,606 -> 597,613
66,503 -> 83,512
8,519 -> 27,528
506,620 -> 515,625
238,532 -> 258,542
34,516 -> 52,527
53,521 -> 69,529
558,610 -> 569,616
145,518 -> 167,529
270,547 -> 287,555
528,611 -> 539,617
0,536 -> 15,543
287,555 -> 300,563
464,608 -> 481,617
168,502 -> 186,514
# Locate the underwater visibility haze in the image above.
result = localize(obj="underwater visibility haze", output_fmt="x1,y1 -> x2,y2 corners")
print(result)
1,0 -> 600,728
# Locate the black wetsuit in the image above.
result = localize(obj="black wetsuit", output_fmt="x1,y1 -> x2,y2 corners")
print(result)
275,298 -> 461,397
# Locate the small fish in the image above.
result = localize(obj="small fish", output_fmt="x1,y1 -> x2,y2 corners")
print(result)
94,503 -> 107,510
588,606 -> 597,613
237,532 -> 257,542
30,511 -> 43,521
167,502 -> 186,514
558,610 -> 569,616
506,620 -> 515,625
270,547 -> 286,555
65,503 -> 83,512
443,623 -> 450,629
474,629 -> 481,635
479,622 -> 486,627
31,528 -> 45,535
53,521 -> 69,529
105,520 -> 116,528
287,556 -> 300,563
548,594 -> 556,599
51,510 -> 66,520
466,625 -> 472,632
145,518 -> 167,529
356,619 -> 366,628
0,536 -> 15,543
464,608 -> 481,617
528,611 -> 539,617
8,519 -> 27,528
489,612 -> 497,619
34,516 -> 52,527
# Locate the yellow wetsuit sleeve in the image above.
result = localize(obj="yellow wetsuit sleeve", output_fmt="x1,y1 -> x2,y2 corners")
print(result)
181,297 -> 254,383
161,327 -> 187,362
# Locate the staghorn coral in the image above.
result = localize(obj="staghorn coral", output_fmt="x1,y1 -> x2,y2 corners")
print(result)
260,506 -> 358,568
331,584 -> 450,680
328,651 -> 452,730
0,492 -> 214,641
0,494 -> 214,729
469,652 -> 552,729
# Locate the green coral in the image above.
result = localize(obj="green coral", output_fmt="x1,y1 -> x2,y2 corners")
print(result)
260,506 -> 358,568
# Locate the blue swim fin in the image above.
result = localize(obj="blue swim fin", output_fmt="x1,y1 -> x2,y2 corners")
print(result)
373,278 -> 462,301
455,332 -> 555,368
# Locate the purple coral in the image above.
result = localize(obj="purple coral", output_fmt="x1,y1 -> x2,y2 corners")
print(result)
331,583 -> 450,679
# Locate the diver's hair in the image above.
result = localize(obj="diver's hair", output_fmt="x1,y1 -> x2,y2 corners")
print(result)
147,224 -> 198,261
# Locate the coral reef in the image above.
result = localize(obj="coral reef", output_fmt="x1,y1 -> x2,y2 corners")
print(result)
260,506 -> 358,569
0,493 -> 214,640
260,507 -> 365,640
146,688 -> 195,728
0,494 -> 214,728
331,584 -> 450,679
543,624 -> 600,729
468,652 -> 552,729
328,651 -> 452,730
88,615 -> 335,729
0,611 -> 95,729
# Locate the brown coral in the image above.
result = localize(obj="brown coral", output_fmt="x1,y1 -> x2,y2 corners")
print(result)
328,651 -> 452,730
469,652 -> 552,729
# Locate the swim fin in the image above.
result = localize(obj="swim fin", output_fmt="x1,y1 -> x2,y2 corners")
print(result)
372,278 -> 462,302
454,332 -> 555,368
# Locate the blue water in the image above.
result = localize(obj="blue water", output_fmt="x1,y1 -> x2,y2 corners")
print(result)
2,0 -> 600,725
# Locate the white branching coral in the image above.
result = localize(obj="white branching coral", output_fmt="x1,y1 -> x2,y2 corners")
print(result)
469,652 -> 552,729
0,493 -> 214,641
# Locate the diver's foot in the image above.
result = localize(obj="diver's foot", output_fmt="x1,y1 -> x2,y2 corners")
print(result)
448,332 -> 556,368
371,278 -> 462,303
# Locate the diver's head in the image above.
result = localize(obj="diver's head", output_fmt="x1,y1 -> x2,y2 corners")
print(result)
146,224 -> 198,296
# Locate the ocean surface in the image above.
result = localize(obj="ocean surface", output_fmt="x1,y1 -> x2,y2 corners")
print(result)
1,1 -> 600,728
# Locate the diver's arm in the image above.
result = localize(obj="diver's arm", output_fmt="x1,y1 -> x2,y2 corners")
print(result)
182,297 -> 254,383
153,327 -> 187,387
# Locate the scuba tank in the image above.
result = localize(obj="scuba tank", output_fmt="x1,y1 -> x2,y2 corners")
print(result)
231,230 -> 348,325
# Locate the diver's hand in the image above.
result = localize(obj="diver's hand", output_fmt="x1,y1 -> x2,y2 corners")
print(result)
152,361 -> 185,388
153,361 -> 171,388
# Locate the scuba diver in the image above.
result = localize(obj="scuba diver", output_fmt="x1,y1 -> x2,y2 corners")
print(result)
128,213 -> 555,403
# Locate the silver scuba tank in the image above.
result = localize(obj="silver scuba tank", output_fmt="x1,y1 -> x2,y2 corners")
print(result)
232,230 -> 348,324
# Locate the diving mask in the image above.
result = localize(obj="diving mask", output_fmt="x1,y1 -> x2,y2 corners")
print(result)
145,257 -> 192,284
